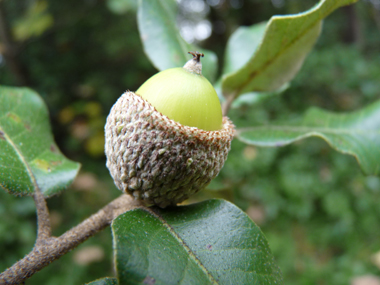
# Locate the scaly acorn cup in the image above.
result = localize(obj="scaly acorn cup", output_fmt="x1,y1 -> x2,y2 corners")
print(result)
105,52 -> 235,208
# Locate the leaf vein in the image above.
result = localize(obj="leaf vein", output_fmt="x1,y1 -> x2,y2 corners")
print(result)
0,126 -> 38,193
146,208 -> 219,284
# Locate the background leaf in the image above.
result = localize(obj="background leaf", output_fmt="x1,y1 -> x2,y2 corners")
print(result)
237,100 -> 380,175
106,0 -> 137,14
137,0 -> 218,82
0,86 -> 80,197
86,277 -> 118,285
112,199 -> 282,284
231,83 -> 289,109
223,22 -> 267,76
12,0 -> 54,41
221,0 -> 358,97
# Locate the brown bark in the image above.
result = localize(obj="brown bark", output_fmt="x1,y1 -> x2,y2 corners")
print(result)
0,194 -> 142,285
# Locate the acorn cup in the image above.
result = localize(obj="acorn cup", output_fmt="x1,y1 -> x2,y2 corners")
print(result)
105,52 -> 235,208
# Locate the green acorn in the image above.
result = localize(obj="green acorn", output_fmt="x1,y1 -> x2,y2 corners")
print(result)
105,52 -> 234,208
136,52 -> 222,131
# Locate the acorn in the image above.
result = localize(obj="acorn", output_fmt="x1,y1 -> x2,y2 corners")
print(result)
105,52 -> 235,208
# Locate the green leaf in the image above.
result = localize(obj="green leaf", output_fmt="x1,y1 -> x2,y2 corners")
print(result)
112,199 -> 282,285
237,100 -> 380,175
0,86 -> 80,197
86,278 -> 118,285
221,0 -> 359,97
223,22 -> 267,76
106,0 -> 137,14
231,83 -> 289,109
137,0 -> 218,82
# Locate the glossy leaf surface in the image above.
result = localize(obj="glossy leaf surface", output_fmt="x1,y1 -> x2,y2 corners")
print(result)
0,86 -> 80,196
222,0 -> 358,97
237,101 -> 380,175
137,0 -> 218,82
112,199 -> 282,284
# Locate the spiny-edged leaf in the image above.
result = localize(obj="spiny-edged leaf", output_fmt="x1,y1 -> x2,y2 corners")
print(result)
86,277 -> 118,285
221,0 -> 358,98
137,0 -> 218,82
112,199 -> 282,285
0,86 -> 80,197
237,100 -> 380,175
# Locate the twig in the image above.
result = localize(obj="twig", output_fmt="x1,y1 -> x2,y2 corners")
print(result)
33,188 -> 51,246
0,194 -> 143,285
221,93 -> 236,116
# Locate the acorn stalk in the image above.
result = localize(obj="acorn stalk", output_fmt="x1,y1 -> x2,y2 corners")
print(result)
105,52 -> 234,208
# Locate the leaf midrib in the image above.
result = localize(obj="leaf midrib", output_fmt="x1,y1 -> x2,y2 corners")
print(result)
228,21 -> 320,95
0,126 -> 37,192
146,208 -> 219,285
223,0 -> 353,95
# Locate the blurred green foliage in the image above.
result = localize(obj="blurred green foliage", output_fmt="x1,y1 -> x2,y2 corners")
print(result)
1,0 -> 380,284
